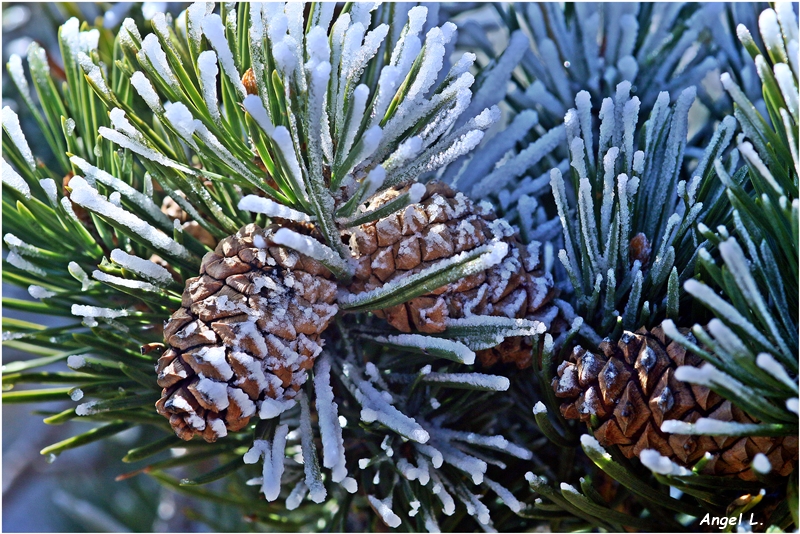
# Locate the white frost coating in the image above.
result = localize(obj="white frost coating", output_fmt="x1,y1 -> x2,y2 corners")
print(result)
202,14 -> 246,99
532,401 -> 547,415
77,52 -> 111,97
68,262 -> 92,290
130,71 -> 161,112
2,106 -> 35,169
28,285 -> 55,299
306,25 -> 330,62
242,94 -> 274,136
193,377 -> 230,410
432,439 -> 486,484
675,362 -> 741,393
2,158 -> 30,198
420,373 -> 509,391
430,475 -> 456,515
759,9 -> 786,60
101,128 -> 194,174
367,495 -> 401,529
579,434 -> 608,456
6,251 -> 45,276
67,175 -> 192,261
773,63 -> 798,119
110,249 -> 174,285
285,480 -> 309,510
299,393 -> 327,504
243,440 -> 267,464
738,141 -> 782,194
259,397 -> 296,419
314,354 -> 348,483
270,126 -> 307,199
390,136 -> 423,166
75,400 -> 99,416
93,270 -> 161,292
164,102 -> 197,141
756,353 -> 798,391
640,449 -> 692,476
661,418 -> 766,435
348,364 -> 430,443
69,156 -> 171,228
360,166 -> 386,202
408,183 -> 427,204
483,477 -> 521,513
186,3 -> 207,48
752,453 -> 771,474
787,398 -> 799,414
71,304 -> 128,318
272,39 -> 297,77
141,34 -> 178,89
67,355 -> 86,369
273,228 -> 349,276
70,388 -> 84,401
386,334 -> 475,365
108,108 -> 142,140
238,195 -> 312,223
197,50 -> 221,123
7,55 -> 29,98
262,424 -> 289,501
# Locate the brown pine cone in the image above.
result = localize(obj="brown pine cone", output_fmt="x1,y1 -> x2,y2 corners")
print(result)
343,182 -> 558,369
554,326 -> 798,480
155,224 -> 338,442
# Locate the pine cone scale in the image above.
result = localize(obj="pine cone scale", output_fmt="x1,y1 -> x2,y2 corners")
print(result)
344,183 -> 558,368
555,327 -> 799,480
156,224 -> 337,442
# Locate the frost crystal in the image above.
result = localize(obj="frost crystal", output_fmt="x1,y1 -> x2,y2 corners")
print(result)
752,453 -> 771,474
2,158 -> 30,198
67,175 -> 192,262
202,13 -> 246,99
71,304 -> 128,319
640,449 -> 692,476
2,106 -> 35,170
314,354 -> 349,483
28,285 -> 55,300
238,195 -> 313,223
109,249 -> 173,285
368,495 -> 402,528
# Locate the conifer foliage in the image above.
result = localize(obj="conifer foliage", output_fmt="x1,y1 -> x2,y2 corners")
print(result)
2,2 -> 798,532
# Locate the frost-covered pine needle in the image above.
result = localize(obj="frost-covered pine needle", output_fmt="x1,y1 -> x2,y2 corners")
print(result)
67,175 -> 192,262
238,195 -> 313,223
2,157 -> 31,198
2,106 -> 35,170
109,249 -> 174,286
298,393 -> 327,503
313,354 -> 349,484
639,449 -> 693,476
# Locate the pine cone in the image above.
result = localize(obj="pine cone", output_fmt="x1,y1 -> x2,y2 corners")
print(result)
553,326 -> 798,480
155,224 -> 338,442
344,183 -> 558,368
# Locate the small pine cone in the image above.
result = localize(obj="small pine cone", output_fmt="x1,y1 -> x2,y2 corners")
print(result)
243,68 -> 257,96
343,183 -> 558,368
553,326 -> 799,480
156,224 -> 338,442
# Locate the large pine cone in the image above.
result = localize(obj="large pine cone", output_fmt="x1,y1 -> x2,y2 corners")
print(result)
554,326 -> 798,480
344,183 -> 558,368
155,224 -> 338,442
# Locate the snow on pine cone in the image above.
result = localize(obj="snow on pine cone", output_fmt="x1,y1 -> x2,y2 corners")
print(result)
553,326 -> 799,480
156,224 -> 338,442
344,182 -> 558,368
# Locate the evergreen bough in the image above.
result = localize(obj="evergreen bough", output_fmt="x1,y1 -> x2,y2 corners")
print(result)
2,2 -> 797,531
